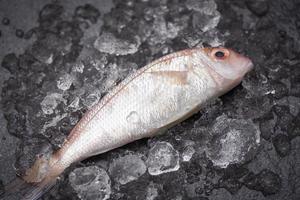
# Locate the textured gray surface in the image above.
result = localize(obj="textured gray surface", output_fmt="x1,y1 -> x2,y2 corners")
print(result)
0,65 -> 17,184
0,0 -> 299,200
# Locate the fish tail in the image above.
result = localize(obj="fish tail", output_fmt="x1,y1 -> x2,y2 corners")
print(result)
4,176 -> 26,193
2,155 -> 65,200
20,161 -> 65,200
1,176 -> 56,200
21,177 -> 57,200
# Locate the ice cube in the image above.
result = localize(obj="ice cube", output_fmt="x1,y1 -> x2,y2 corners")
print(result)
94,31 -> 141,55
69,166 -> 111,200
206,114 -> 260,168
108,154 -> 146,185
40,93 -> 65,115
186,0 -> 218,15
182,145 -> 195,162
146,142 -> 180,175
145,182 -> 159,200
57,74 -> 74,91
192,10 -> 220,32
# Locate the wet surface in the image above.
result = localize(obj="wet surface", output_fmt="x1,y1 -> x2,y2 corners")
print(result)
0,0 -> 299,199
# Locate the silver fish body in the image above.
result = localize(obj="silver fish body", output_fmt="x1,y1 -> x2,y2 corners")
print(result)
59,49 -> 218,166
55,47 -> 253,168
22,47 -> 253,185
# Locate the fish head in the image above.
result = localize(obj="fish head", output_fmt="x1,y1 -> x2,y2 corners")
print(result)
201,47 -> 253,88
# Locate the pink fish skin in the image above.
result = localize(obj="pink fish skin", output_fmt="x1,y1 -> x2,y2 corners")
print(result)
6,47 -> 253,200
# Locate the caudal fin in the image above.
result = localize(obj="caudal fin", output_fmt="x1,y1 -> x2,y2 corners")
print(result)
1,176 -> 56,200
1,152 -> 65,200
21,178 -> 56,200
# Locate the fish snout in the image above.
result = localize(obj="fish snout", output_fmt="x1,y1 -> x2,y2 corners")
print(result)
238,53 -> 254,73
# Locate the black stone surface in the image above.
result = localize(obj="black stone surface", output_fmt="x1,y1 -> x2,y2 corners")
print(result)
0,0 -> 299,200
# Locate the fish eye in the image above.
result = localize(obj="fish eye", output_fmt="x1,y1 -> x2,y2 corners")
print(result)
215,51 -> 225,58
211,48 -> 230,60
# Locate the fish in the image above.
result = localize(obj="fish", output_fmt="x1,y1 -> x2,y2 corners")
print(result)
2,47 -> 253,200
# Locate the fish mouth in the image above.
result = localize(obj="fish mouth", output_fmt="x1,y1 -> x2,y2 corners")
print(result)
243,59 -> 254,74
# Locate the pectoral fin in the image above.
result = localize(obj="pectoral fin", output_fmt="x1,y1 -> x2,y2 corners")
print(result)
148,70 -> 189,85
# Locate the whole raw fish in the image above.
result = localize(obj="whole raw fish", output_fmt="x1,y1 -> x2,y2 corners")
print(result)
4,47 -> 253,200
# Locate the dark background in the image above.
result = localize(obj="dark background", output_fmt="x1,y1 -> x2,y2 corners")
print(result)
0,0 -> 299,199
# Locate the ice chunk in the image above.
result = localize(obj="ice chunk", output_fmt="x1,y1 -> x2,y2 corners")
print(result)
90,54 -> 109,71
30,43 -> 54,64
148,18 -> 179,45
206,114 -> 260,168
140,5 -> 189,45
72,62 -> 85,73
98,62 -> 136,94
147,11 -> 189,45
94,31 -> 141,55
186,0 -> 218,15
182,28 -> 225,48
101,63 -> 121,92
57,74 -> 74,91
146,142 -> 180,175
192,10 -> 220,33
30,33 -> 72,64
69,166 -> 111,200
172,195 -> 183,200
146,182 -> 159,200
181,31 -> 202,48
41,113 -> 67,133
108,154 -> 146,185
74,4 -> 101,24
68,97 -> 80,110
76,46 -> 108,71
186,0 -> 220,32
82,92 -> 101,108
182,145 -> 195,162
40,93 -> 65,115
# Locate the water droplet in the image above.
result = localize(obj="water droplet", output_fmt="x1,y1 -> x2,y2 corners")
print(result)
126,111 -> 140,124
